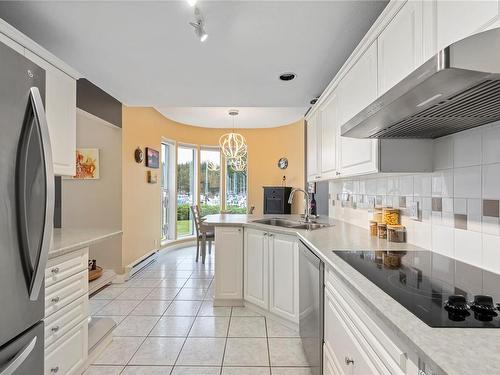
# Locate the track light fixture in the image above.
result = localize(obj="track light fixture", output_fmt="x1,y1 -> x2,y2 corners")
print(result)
190,7 -> 208,42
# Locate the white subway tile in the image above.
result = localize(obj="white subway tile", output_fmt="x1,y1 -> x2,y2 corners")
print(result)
482,217 -> 500,236
454,229 -> 482,267
366,179 -> 377,195
482,121 -> 500,165
376,178 -> 388,195
442,212 -> 454,227
387,177 -> 400,196
399,175 -> 414,196
467,199 -> 482,216
453,130 -> 482,168
432,225 -> 454,257
453,199 -> 467,215
432,170 -> 453,197
433,137 -> 453,170
454,166 -> 481,199
442,198 -> 454,213
414,175 -> 432,197
482,233 -> 500,274
482,163 -> 500,199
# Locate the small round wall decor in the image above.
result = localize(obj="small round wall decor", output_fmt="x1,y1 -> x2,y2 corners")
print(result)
134,147 -> 144,163
278,157 -> 288,170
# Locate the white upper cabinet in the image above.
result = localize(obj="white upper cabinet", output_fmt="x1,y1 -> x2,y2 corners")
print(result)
24,50 -> 76,176
337,42 -> 379,177
378,0 -> 423,94
436,0 -> 500,51
319,92 -> 338,179
306,112 -> 321,181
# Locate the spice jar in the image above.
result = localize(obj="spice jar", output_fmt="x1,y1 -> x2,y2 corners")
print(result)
383,208 -> 400,225
369,220 -> 378,236
373,208 -> 383,223
377,223 -> 387,239
387,225 -> 406,243
383,252 -> 402,269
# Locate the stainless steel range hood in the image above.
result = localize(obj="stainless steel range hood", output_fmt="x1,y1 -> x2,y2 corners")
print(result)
341,27 -> 500,139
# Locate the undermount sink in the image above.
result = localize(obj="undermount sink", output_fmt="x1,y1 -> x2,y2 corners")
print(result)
252,218 -> 331,231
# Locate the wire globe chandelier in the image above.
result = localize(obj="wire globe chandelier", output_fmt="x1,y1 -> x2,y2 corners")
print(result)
219,109 -> 247,160
229,154 -> 247,172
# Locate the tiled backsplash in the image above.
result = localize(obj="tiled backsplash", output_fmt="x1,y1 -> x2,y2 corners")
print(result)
329,121 -> 500,274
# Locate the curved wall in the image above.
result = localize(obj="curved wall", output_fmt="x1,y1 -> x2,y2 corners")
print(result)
122,106 -> 305,267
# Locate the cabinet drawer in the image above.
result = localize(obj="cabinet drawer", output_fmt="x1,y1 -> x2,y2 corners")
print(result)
325,288 -> 382,375
326,268 -> 406,374
46,270 -> 88,317
45,295 -> 88,348
323,342 -> 342,375
46,248 -> 88,287
45,318 -> 88,375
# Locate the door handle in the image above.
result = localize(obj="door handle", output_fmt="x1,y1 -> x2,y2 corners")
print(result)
16,87 -> 54,301
0,337 -> 37,375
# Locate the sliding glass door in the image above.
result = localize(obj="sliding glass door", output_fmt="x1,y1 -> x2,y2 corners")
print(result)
177,146 -> 196,237
200,148 -> 221,217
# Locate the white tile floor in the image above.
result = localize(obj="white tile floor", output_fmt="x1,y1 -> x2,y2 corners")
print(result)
86,246 -> 311,375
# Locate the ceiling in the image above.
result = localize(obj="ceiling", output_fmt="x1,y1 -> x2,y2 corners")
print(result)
0,1 -> 387,128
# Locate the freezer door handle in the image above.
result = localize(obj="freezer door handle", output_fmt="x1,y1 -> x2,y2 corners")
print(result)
0,337 -> 37,375
16,87 -> 54,301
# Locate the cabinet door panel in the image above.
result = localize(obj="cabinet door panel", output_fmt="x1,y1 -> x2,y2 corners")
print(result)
244,229 -> 268,309
269,233 -> 299,322
378,0 -> 423,94
437,1 -> 499,51
338,42 -> 378,177
320,92 -> 338,176
24,50 -> 76,176
215,227 -> 243,301
307,113 -> 320,180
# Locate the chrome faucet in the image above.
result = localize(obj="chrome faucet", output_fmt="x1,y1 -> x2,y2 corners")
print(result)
288,188 -> 312,223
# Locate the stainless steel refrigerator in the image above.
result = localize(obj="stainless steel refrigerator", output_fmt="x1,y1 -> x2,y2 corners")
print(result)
0,40 -> 54,374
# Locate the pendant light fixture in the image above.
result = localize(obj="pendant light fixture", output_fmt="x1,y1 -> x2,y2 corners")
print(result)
229,155 -> 247,172
219,109 -> 247,160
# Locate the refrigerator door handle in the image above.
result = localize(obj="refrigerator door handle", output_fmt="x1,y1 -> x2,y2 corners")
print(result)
17,87 -> 54,301
0,337 -> 37,375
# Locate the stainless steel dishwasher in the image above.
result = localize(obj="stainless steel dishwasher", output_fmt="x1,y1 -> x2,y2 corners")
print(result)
299,240 -> 324,375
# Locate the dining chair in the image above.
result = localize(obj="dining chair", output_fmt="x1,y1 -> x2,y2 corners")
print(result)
191,205 -> 215,264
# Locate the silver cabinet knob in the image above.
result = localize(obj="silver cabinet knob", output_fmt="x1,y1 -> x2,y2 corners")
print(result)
50,367 -> 59,373
51,326 -> 60,333
51,267 -> 60,274
269,233 -> 274,237
51,296 -> 60,303
345,357 -> 354,366
263,232 -> 268,236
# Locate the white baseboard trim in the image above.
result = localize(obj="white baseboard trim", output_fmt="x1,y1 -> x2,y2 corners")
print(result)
159,239 -> 197,254
243,301 -> 299,332
123,249 -> 159,280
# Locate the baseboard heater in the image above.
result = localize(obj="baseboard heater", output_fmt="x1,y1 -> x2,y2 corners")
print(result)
128,250 -> 159,278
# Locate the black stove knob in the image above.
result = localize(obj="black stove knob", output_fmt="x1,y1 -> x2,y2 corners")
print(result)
470,295 -> 498,322
444,295 -> 470,321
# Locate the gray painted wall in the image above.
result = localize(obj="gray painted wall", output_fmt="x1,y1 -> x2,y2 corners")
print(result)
62,110 -> 123,272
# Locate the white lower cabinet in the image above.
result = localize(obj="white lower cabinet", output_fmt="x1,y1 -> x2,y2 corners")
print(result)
269,232 -> 299,322
244,228 -> 269,309
214,226 -> 244,302
45,319 -> 88,375
243,228 -> 299,323
324,266 -> 416,375
44,248 -> 89,375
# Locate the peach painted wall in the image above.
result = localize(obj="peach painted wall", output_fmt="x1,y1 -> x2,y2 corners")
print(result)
122,106 -> 305,267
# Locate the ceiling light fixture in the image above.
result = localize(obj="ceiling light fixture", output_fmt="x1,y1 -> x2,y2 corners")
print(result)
229,155 -> 247,172
219,109 -> 247,160
279,72 -> 296,81
190,7 -> 208,42
186,0 -> 198,7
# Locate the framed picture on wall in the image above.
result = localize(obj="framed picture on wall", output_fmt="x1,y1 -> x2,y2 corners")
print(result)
71,148 -> 100,179
146,147 -> 160,168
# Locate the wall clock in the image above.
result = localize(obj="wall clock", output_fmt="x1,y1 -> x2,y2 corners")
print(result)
134,147 -> 144,163
278,157 -> 288,170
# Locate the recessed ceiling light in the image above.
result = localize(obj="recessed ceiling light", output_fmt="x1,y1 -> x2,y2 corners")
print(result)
279,72 -> 296,81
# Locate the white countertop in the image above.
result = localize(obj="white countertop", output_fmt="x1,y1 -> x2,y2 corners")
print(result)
204,214 -> 500,375
50,228 -> 122,259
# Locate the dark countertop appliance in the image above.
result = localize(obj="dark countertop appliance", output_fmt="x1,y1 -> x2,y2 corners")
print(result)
333,250 -> 500,328
263,186 -> 292,215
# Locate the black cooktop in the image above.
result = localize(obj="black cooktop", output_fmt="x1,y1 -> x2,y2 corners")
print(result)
333,250 -> 500,328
